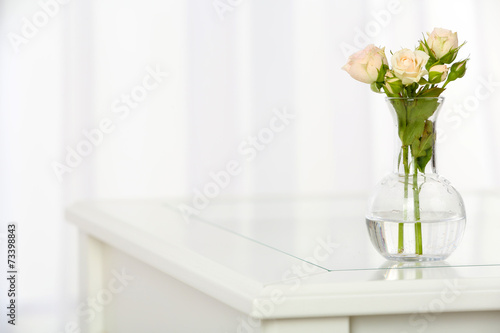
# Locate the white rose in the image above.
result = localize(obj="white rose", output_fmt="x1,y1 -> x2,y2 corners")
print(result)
391,49 -> 430,85
342,44 -> 388,84
427,28 -> 458,59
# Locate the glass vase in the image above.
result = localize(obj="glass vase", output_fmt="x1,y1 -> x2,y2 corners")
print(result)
366,97 -> 466,262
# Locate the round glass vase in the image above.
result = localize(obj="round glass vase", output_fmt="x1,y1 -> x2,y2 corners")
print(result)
366,97 -> 466,262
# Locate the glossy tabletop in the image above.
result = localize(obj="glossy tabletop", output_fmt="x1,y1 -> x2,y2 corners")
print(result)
174,193 -> 500,272
66,193 -> 500,318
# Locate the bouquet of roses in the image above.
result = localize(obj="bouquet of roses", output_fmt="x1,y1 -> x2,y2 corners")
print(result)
342,28 -> 468,256
342,28 -> 467,99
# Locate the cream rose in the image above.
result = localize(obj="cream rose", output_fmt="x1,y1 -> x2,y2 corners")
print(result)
427,28 -> 458,59
391,49 -> 430,85
342,44 -> 388,84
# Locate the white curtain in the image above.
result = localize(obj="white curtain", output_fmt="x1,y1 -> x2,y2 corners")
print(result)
1,0 -> 500,331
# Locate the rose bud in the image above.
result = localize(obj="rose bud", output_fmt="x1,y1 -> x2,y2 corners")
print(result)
428,65 -> 449,84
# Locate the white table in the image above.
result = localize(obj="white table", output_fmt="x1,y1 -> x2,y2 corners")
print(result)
66,194 -> 500,333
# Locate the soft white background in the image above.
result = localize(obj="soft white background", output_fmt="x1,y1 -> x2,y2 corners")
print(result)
1,0 -> 500,331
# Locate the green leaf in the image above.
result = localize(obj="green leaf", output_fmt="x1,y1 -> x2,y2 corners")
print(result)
407,99 -> 439,123
416,87 -> 445,98
410,120 -> 435,172
402,120 -> 425,146
419,121 -> 434,150
440,41 -> 466,64
416,147 -> 433,173
411,139 -> 426,157
376,64 -> 388,83
410,120 -> 434,158
370,82 -> 382,93
418,77 -> 429,85
419,132 -> 433,152
440,50 -> 457,64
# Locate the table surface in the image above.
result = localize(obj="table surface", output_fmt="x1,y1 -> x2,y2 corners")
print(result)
66,193 -> 500,318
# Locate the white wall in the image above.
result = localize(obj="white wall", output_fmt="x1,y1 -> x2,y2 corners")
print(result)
1,0 -> 500,331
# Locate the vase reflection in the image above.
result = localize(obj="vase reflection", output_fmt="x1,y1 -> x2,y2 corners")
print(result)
375,260 -> 458,280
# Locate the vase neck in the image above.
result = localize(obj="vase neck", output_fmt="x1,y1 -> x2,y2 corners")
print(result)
387,98 -> 444,175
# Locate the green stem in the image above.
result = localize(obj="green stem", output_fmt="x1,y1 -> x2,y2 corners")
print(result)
413,160 -> 423,255
399,146 -> 410,253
